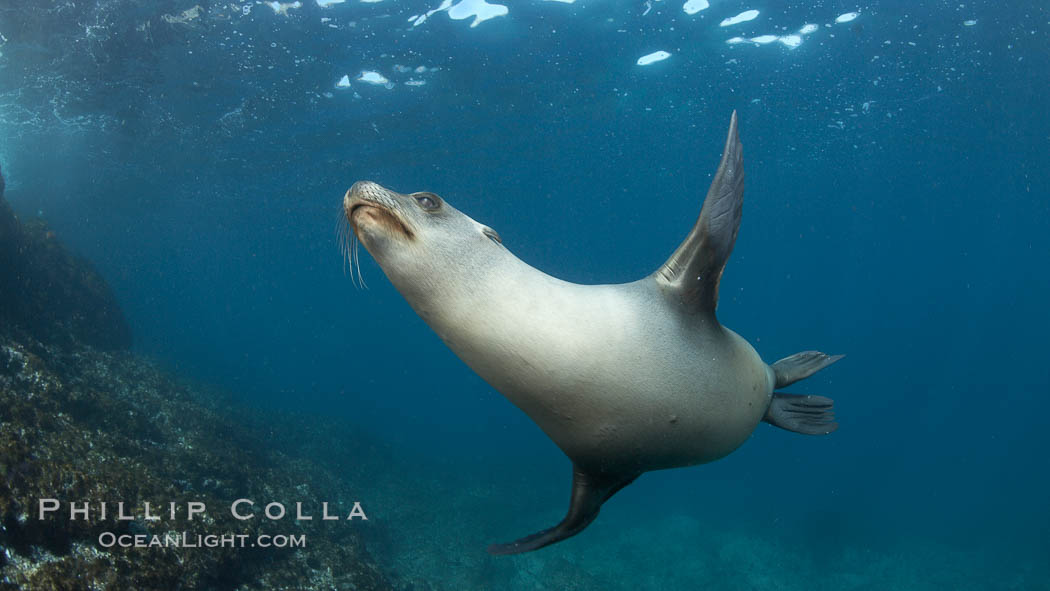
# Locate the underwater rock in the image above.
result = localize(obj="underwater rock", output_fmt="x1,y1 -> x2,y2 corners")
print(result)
0,334 -> 396,590
0,164 -> 132,351
0,164 -> 397,589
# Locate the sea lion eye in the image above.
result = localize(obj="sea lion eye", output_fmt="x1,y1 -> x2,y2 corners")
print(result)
483,228 -> 502,245
413,192 -> 441,210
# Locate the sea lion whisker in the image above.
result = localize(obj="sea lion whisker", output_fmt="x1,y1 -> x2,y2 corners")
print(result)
353,235 -> 368,289
348,229 -> 358,289
336,211 -> 358,288
347,240 -> 357,289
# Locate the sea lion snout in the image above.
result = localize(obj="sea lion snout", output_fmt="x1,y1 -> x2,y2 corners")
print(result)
347,180 -> 389,201
344,180 -> 395,216
345,181 -> 414,241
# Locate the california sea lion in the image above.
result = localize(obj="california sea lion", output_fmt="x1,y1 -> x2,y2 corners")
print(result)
343,112 -> 843,554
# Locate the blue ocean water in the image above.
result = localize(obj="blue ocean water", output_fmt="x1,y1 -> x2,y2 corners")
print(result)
1,0 -> 1048,587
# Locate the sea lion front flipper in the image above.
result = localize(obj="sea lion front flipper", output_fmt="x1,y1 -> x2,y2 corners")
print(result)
772,350 -> 845,388
487,466 -> 640,556
653,111 -> 744,318
764,393 -> 838,435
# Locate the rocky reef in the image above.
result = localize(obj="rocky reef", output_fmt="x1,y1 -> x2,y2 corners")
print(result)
0,166 -> 397,590
0,338 -> 399,590
0,164 -> 131,351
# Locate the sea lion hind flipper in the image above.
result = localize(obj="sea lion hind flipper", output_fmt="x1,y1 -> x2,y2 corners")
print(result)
487,466 -> 640,555
771,350 -> 845,388
763,393 -> 838,435
653,111 -> 744,318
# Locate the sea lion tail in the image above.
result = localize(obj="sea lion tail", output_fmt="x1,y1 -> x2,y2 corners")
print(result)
771,350 -> 844,388
764,393 -> 838,435
764,351 -> 843,435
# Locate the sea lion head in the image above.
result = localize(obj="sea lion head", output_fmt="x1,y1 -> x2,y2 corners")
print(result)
343,180 -> 506,306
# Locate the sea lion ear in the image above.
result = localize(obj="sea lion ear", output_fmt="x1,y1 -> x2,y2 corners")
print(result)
653,111 -> 744,320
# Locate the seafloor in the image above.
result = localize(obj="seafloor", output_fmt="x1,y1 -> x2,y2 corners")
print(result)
2,171 -> 1046,590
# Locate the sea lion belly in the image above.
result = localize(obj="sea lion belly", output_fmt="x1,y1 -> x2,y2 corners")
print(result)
428,273 -> 774,472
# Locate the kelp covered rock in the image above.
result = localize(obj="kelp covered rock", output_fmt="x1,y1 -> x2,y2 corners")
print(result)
0,165 -> 131,351
0,163 -> 394,587
0,162 -> 396,589
0,336 -> 395,590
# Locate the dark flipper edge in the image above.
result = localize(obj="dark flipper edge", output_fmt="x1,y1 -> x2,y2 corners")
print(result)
487,466 -> 640,556
772,351 -> 844,389
763,393 -> 838,435
653,111 -> 745,318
